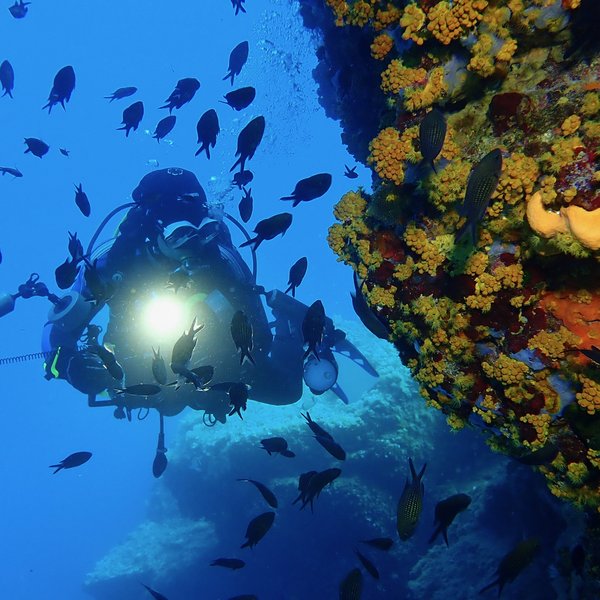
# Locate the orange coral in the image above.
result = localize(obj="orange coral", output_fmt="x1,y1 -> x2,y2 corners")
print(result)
367,127 -> 409,185
381,59 -> 426,95
371,33 -> 394,60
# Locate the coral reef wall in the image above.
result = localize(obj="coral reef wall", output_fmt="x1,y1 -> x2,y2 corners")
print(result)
300,0 -> 600,538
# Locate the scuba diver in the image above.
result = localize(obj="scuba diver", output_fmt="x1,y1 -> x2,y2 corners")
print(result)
0,168 -> 377,476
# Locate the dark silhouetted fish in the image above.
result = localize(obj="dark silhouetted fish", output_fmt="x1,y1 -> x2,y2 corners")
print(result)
419,108 -> 446,173
141,583 -> 169,600
260,437 -> 295,457
49,451 -> 92,474
231,310 -> 255,365
224,41 -> 249,84
240,511 -> 275,549
285,257 -> 308,297
93,345 -> 124,381
59,148 -> 70,157
115,383 -> 161,396
68,232 -> 83,260
195,109 -> 219,159
514,442 -> 559,466
292,470 -> 318,506
344,165 -> 358,179
74,183 -> 91,217
359,537 -> 394,551
233,169 -> 253,189
302,300 -> 325,360
429,493 -> 471,546
314,434 -> 346,461
170,318 -> 204,373
237,478 -> 278,508
299,467 -> 341,512
397,458 -> 426,541
479,538 -> 540,596
281,173 -> 332,207
339,567 -> 363,600
83,258 -> 113,304
55,257 -> 80,289
238,187 -> 253,223
153,115 -> 176,143
117,101 -> 144,137
24,137 -> 49,158
160,77 -> 200,113
455,148 -> 503,244
350,273 -> 389,340
0,60 -> 14,98
230,116 -> 265,173
152,347 -> 167,385
8,1 -> 29,19
105,86 -> 137,102
228,382 -> 249,419
239,212 -> 292,251
210,558 -> 246,570
301,411 -> 332,440
166,267 -> 190,293
355,549 -> 379,580
571,543 -> 585,577
222,86 -> 256,111
0,166 -> 22,178
43,66 -> 75,113
580,345 -> 600,365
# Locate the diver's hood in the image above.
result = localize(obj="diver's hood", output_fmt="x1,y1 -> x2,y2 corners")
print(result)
132,167 -> 208,227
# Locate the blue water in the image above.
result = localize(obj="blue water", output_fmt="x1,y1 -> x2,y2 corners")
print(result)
0,2 -> 586,599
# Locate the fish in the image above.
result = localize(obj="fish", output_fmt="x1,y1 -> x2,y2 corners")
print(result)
301,411 -> 333,440
223,41 -> 249,85
455,148 -> 503,244
43,66 -> 75,113
580,345 -> 600,365
479,538 -> 540,596
260,437 -> 295,458
152,451 -> 167,479
230,0 -> 247,16
83,258 -> 112,304
24,137 -> 49,158
0,166 -> 22,178
228,382 -> 249,419
117,101 -> 144,137
8,1 -> 29,19
240,511 -> 275,549
314,434 -> 346,461
359,537 -> 394,551
174,365 -> 215,391
396,458 -> 426,541
49,451 -> 92,474
55,257 -> 80,289
281,173 -> 332,207
231,310 -> 255,366
285,257 -> 308,297
419,108 -> 446,173
239,212 -> 292,251
59,148 -> 70,157
339,568 -> 363,600
233,169 -> 253,189
67,232 -> 83,260
74,183 -> 91,217
513,442 -> 559,466
152,347 -> 168,385
291,470 -> 318,507
238,187 -> 253,223
0,60 -> 14,97
230,116 -> 265,173
93,345 -> 124,381
350,272 -> 389,340
221,86 -> 256,111
170,318 -> 204,373
298,467 -> 341,512
302,300 -> 325,360
210,558 -> 246,570
237,478 -> 278,508
571,543 -> 585,577
105,86 -> 137,102
355,549 -> 379,580
429,493 -> 471,546
160,77 -> 200,113
344,165 -> 358,179
141,583 -> 169,600
153,115 -> 176,143
195,109 -> 219,159
114,383 -> 162,396
166,267 -> 191,293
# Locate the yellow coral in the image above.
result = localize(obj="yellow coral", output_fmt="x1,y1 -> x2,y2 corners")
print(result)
393,256 -> 415,281
520,412 -> 551,447
495,153 -> 539,206
347,0 -> 375,27
493,263 -> 524,289
581,92 -> 600,117
400,3 -> 426,45
404,67 -> 448,111
528,327 -> 580,360
465,251 -> 489,276
381,59 -> 426,95
366,284 -> 397,309
333,190 -> 367,222
427,159 -> 471,212
496,38 -> 517,62
482,353 -> 529,386
561,115 -> 581,136
370,33 -> 394,60
373,3 -> 401,31
368,127 -> 409,185
566,461 -> 589,486
576,375 -> 600,415
325,0 -> 349,26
